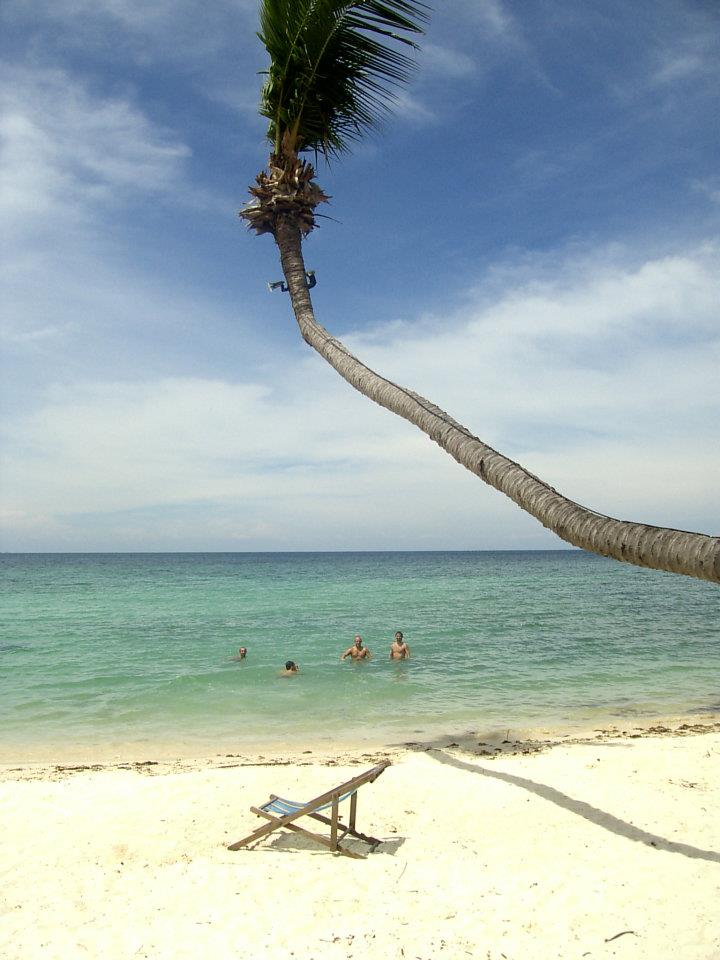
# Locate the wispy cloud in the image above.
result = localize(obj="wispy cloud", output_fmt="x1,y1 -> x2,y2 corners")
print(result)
390,89 -> 436,125
693,179 -> 720,205
609,7 -> 720,105
0,71 -> 165,348
1,0 -> 257,64
0,62 -> 237,354
2,1 -> 718,552
455,0 -> 521,43
2,241 -> 717,549
654,53 -> 706,84
0,64 -> 190,233
651,23 -> 720,87
420,44 -> 476,79
351,242 -> 719,433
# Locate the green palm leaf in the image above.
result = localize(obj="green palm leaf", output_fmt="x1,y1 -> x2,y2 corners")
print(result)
258,0 -> 429,156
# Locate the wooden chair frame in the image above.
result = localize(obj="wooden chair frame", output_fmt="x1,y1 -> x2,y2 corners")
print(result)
227,760 -> 390,859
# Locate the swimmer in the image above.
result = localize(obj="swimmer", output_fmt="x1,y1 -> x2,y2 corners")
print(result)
340,635 -> 372,661
389,631 -> 410,660
279,660 -> 300,677
231,646 -> 248,661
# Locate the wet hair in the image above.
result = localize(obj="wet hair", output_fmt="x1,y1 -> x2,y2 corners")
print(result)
395,631 -> 404,640
285,660 -> 296,670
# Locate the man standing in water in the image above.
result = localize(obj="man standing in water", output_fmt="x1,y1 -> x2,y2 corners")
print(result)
389,631 -> 411,660
340,635 -> 372,661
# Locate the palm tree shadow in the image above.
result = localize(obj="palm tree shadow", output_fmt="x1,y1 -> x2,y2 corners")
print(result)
426,748 -> 720,864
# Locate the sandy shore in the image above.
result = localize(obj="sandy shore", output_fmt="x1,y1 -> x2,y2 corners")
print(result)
2,717 -> 720,960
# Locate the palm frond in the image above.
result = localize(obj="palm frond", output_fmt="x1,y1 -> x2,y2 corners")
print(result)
257,0 -> 429,157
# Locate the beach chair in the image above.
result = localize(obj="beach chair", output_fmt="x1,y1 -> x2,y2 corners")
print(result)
227,759 -> 390,858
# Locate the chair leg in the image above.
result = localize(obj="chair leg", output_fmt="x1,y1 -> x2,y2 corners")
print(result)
279,821 -> 366,859
227,817 -> 281,851
330,796 -> 339,851
306,810 -> 382,848
228,806 -> 312,851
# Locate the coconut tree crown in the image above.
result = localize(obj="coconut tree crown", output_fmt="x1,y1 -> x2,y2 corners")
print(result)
243,0 -> 428,236
258,0 -> 429,157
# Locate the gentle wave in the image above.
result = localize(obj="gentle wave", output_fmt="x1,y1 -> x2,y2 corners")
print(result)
1,551 -> 718,750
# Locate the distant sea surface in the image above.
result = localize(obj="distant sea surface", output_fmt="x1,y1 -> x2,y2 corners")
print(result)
1,552 -> 719,758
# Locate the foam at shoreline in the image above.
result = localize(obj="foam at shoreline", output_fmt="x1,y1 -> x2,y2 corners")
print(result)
3,709 -> 718,769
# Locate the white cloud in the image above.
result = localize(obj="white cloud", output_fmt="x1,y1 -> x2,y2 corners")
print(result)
421,44 -> 476,79
611,14 -> 720,103
654,53 -> 705,84
391,90 -> 436,125
455,0 -> 519,41
693,179 -> 720,205
2,2 -> 718,551
651,25 -> 720,88
0,63 -> 237,354
2,242 -> 718,550
0,65 -> 190,233
1,0 -> 257,62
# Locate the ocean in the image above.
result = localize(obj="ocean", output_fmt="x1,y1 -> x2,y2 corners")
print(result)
1,551 -> 718,758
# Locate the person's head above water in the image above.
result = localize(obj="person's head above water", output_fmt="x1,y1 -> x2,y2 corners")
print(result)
394,632 -> 403,642
238,647 -> 247,658
354,635 -> 363,647
285,660 -> 297,671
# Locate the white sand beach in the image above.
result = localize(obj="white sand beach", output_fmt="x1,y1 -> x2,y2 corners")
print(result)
2,718 -> 720,960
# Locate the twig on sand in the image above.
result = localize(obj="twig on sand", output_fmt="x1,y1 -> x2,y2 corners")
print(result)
604,930 -> 637,943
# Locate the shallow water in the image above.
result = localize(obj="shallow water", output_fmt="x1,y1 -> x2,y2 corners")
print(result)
1,551 -> 718,755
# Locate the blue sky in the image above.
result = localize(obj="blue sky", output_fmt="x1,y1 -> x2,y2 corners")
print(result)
1,0 -> 718,551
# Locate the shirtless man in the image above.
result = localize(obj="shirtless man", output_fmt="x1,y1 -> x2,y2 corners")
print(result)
231,646 -> 248,661
340,635 -> 372,661
279,660 -> 299,677
389,631 -> 411,660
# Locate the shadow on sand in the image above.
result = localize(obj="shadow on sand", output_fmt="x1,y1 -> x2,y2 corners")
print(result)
425,747 -> 720,864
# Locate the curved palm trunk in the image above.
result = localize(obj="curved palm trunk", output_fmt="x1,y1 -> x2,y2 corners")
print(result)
273,216 -> 720,584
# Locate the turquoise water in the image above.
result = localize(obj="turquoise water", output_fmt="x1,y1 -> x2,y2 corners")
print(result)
1,551 -> 719,756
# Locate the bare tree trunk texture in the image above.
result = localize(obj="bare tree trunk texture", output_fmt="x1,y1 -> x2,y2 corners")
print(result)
273,216 -> 719,584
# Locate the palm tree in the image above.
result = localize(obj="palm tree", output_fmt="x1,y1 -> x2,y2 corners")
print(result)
241,0 -> 719,584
